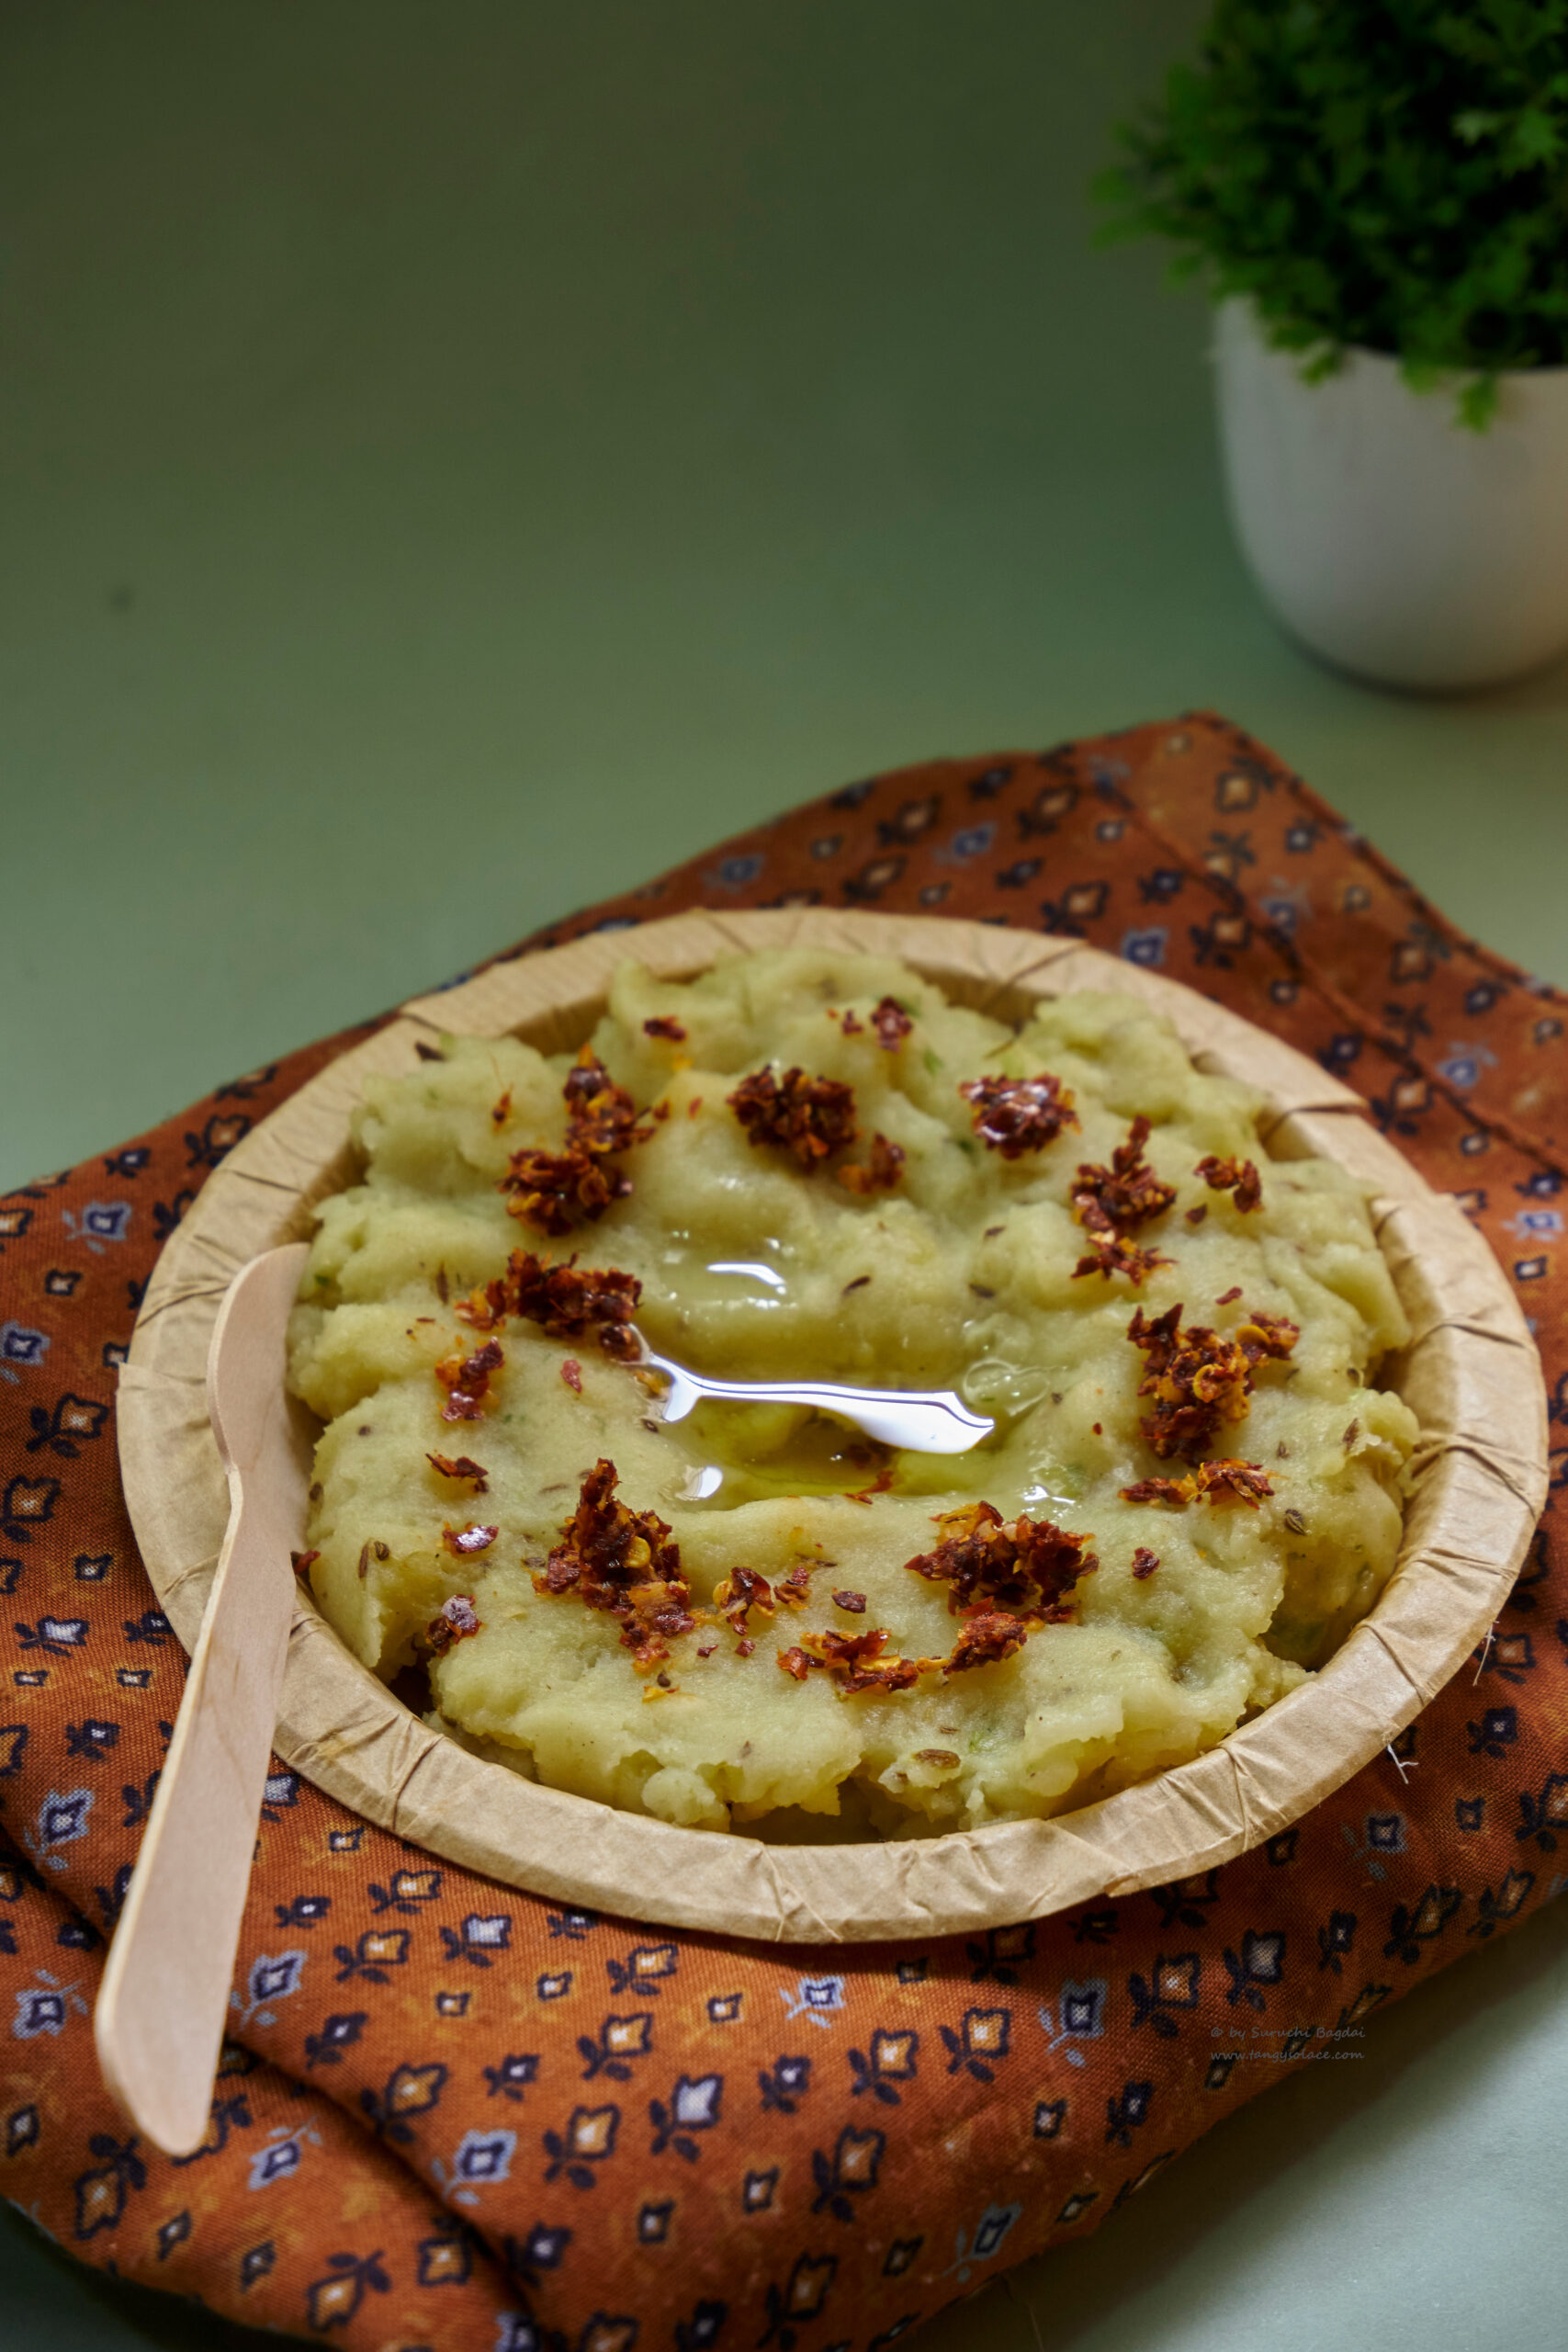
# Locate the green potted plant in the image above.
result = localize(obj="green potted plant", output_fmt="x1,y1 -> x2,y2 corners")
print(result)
1099,3 -> 1568,689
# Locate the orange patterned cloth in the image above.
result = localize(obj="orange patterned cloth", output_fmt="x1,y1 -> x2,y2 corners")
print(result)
3,714 -> 1562,2349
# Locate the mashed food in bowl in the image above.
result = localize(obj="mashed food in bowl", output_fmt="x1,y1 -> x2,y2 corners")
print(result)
286,948 -> 1416,1837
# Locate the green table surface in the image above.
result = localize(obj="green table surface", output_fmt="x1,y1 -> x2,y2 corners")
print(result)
5,5 -> 1566,2345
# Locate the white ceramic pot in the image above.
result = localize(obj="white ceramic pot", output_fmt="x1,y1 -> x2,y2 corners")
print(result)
1213,297 -> 1568,690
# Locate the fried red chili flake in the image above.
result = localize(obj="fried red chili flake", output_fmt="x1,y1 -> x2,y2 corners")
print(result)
1125,1304 -> 1255,1460
570,1086 -> 651,1160
1131,1547 -> 1160,1578
1070,1120 -> 1174,1284
832,1589 -> 867,1614
536,1458 -> 695,1668
944,1611 -> 1030,1673
871,996 -> 913,1050
423,1593 -> 481,1656
774,1563 -> 813,1609
491,1088 -> 513,1129
1236,1310 -> 1300,1370
904,1500 -> 1098,1623
426,1452 -> 490,1491
838,1132 -> 906,1195
1121,1476 -> 1194,1507
1073,1231 -> 1171,1285
1193,1458 -> 1275,1506
560,1358 -> 582,1394
500,1143 -> 629,1235
959,1072 -> 1079,1158
499,1048 -> 654,1234
1121,1460 -> 1274,1509
291,1548 -> 320,1578
784,1625 -> 940,1694
1073,1117 -> 1177,1234
442,1521 -> 499,1555
1197,1154 -> 1263,1213
1123,1300 -> 1298,1458
457,1249 -> 641,1358
561,1046 -> 650,1146
434,1339 -> 503,1422
727,1066 -> 859,1168
643,1016 -> 687,1042
713,1564 -> 775,1637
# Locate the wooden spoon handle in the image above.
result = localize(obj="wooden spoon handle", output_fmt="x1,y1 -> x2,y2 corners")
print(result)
95,1246 -> 306,2155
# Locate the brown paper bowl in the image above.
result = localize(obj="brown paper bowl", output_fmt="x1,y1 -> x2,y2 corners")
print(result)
118,910 -> 1548,1942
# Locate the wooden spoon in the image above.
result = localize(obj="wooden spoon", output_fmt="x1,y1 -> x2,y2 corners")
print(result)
96,1242 -> 310,2156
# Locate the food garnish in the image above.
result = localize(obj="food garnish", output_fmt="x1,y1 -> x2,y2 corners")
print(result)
442,1522 -> 499,1555
434,1339 -> 503,1422
838,1133 -> 906,1194
713,1564 -> 774,1638
1197,1153 -> 1263,1212
498,1144 -> 626,1235
1194,1459 -> 1275,1506
423,1593 -> 481,1656
1070,1115 -> 1177,1282
958,1072 -> 1078,1156
537,1458 -> 695,1669
781,1626 -> 938,1694
1122,1459 -> 1274,1509
904,1501 -> 1098,1623
944,1611 -> 1030,1672
1074,1231 -> 1170,1284
871,996 -> 913,1050
728,1067 -> 858,1167
1126,1302 -> 1295,1459
1073,1116 -> 1176,1233
561,1048 -> 652,1152
1120,1476 -> 1193,1507
426,1452 -> 490,1490
499,1047 -> 653,1234
457,1247 -> 640,1357
1237,1310 -> 1300,1368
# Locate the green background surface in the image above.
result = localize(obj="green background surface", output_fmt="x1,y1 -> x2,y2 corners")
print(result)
4,5 -> 1565,2345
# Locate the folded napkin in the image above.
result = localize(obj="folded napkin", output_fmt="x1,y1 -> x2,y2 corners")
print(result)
3,715 -> 1561,2349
